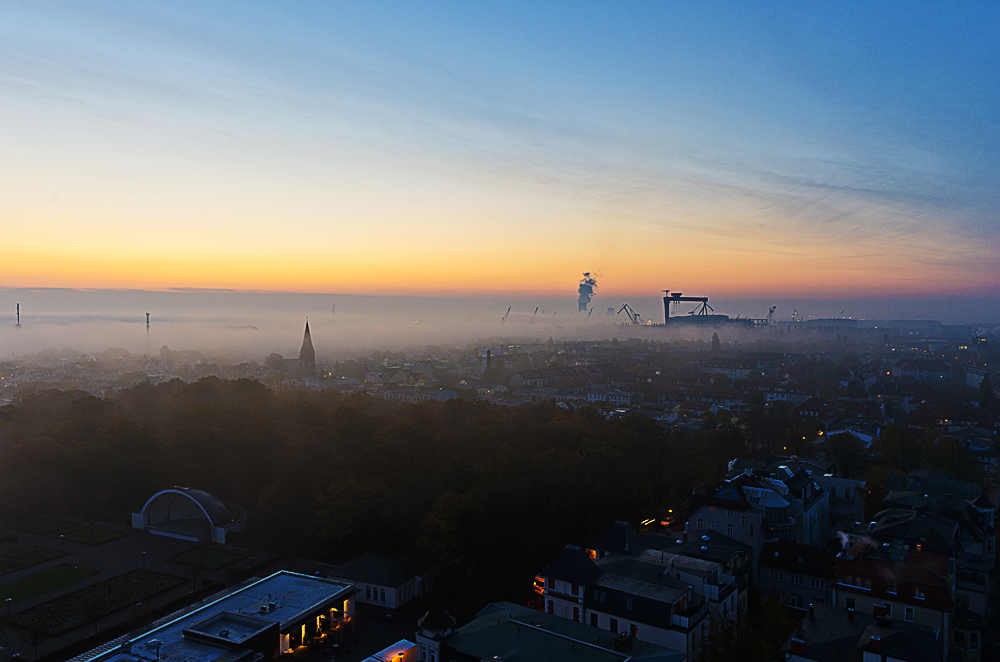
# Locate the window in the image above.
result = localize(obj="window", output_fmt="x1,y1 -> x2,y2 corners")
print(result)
844,488 -> 851,499
914,586 -> 925,600
863,578 -> 871,590
420,645 -> 426,661
573,607 -> 579,622
905,606 -> 914,622
886,581 -> 897,594
610,618 -> 619,634
571,584 -> 579,597
882,603 -> 891,618
698,519 -> 704,529
789,593 -> 803,608
791,574 -> 802,585
749,524 -> 754,538
727,509 -> 733,518
591,613 -> 598,627
626,598 -> 633,609
727,523 -> 733,535
742,516 -> 746,528
429,651 -> 435,662
380,588 -> 386,602
366,586 -> 371,599
971,632 -> 978,650
710,506 -> 716,515
709,521 -> 715,530
547,600 -> 553,613
770,570 -> 782,581
631,623 -> 639,639
812,579 -> 825,590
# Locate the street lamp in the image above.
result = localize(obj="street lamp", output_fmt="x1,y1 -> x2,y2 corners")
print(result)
59,534 -> 65,553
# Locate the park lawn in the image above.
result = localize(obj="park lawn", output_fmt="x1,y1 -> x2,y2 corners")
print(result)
11,569 -> 185,635
9,518 -> 74,536
167,547 -> 246,570
62,527 -> 128,546
0,563 -> 97,603
0,544 -> 64,576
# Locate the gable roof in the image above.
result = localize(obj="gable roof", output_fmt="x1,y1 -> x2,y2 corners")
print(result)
759,541 -> 834,579
543,545 -> 602,586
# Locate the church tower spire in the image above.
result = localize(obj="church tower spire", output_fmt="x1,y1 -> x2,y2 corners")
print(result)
299,319 -> 316,376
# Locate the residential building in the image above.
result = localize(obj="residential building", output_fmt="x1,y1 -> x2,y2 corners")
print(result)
757,541 -> 834,609
326,551 -> 420,611
779,602 -> 945,662
537,545 -> 710,661
416,601 -> 685,662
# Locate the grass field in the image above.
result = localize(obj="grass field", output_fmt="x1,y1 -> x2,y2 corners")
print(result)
0,544 -> 64,576
9,518 -> 74,536
0,564 -> 97,603
11,569 -> 185,635
167,547 -> 246,570
62,527 -> 128,546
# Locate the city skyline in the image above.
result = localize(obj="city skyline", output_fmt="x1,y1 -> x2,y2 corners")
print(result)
2,2 -> 997,304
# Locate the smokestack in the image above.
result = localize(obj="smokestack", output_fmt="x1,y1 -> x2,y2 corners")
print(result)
486,349 -> 491,371
577,273 -> 597,312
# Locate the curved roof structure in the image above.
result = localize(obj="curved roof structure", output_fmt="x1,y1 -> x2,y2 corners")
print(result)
140,487 -> 236,527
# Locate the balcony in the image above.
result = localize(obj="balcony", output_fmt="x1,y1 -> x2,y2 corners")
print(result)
671,602 -> 708,629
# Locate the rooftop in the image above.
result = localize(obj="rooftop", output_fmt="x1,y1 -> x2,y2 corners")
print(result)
75,572 -> 354,662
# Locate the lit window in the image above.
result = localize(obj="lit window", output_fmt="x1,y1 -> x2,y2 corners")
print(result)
914,586 -> 925,599
710,506 -> 716,515
887,581 -> 897,594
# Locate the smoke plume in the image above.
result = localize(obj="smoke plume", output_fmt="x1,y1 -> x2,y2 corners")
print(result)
577,272 -> 597,312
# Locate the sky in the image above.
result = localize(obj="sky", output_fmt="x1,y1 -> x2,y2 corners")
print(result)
1,2 -> 998,321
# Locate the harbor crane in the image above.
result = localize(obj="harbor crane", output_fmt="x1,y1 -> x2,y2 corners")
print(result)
618,304 -> 642,325
767,306 -> 777,325
530,307 -> 539,324
501,307 -> 511,324
662,291 -> 712,325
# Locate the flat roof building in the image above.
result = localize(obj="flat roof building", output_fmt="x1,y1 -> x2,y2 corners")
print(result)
70,571 -> 356,662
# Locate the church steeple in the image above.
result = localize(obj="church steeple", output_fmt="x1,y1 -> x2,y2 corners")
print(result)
299,319 -> 316,376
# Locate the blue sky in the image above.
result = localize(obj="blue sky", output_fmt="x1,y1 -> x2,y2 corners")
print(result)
1,1 -> 997,309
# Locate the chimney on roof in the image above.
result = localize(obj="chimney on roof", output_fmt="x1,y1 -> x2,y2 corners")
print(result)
808,603 -> 815,619
871,636 -> 880,649
847,607 -> 855,622
790,638 -> 805,655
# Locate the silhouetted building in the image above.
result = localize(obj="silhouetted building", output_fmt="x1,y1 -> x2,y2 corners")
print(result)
299,320 -> 316,376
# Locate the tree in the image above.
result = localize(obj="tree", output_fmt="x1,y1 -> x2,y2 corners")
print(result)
979,375 -> 995,410
701,606 -> 768,662
825,432 -> 867,480
711,373 -> 731,391
20,628 -> 46,660
870,425 -> 921,474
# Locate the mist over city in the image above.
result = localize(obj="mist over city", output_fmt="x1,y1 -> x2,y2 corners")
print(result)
1,3 -> 998,662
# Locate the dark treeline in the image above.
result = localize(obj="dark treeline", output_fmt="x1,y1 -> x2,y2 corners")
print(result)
0,378 -> 740,599
0,377 -> 985,605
